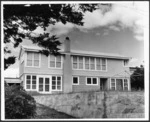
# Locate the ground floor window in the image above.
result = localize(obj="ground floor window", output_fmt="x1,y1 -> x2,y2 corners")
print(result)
110,78 -> 129,90
52,76 -> 62,91
26,75 -> 37,90
72,76 -> 79,85
86,77 -> 98,85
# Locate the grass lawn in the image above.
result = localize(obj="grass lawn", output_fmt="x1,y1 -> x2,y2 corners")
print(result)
34,103 -> 76,119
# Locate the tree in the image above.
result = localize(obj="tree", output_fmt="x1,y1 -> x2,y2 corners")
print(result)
131,65 -> 144,90
4,4 -> 104,69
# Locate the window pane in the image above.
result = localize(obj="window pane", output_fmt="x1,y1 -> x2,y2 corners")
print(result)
102,59 -> 106,65
85,57 -> 89,69
32,85 -> 36,89
73,56 -> 77,63
111,87 -> 115,90
52,86 -> 56,90
27,52 -> 32,60
91,64 -> 95,70
79,57 -> 83,63
39,78 -> 43,84
57,80 -> 61,85
52,81 -> 56,85
57,77 -> 61,80
73,63 -> 77,69
32,80 -> 36,84
87,78 -> 91,84
56,62 -> 61,68
45,85 -> 49,91
102,65 -> 106,70
27,80 -> 30,84
39,85 -> 43,91
52,76 -> 56,80
97,65 -> 101,70
56,55 -> 61,62
32,76 -> 36,80
73,77 -> 78,84
50,61 -> 55,67
96,58 -> 101,70
27,75 -> 31,80
50,55 -> 55,61
27,60 -> 32,66
79,63 -> 83,69
93,78 -> 97,84
26,85 -> 30,89
45,78 -> 49,84
34,53 -> 39,60
34,60 -> 39,66
57,86 -> 61,90
124,87 -> 128,90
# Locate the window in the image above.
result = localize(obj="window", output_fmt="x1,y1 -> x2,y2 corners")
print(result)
52,76 -> 62,91
26,52 -> 40,67
79,56 -> 83,69
72,56 -> 107,71
96,58 -> 101,70
123,60 -> 128,67
90,57 -> 95,70
85,57 -> 90,70
86,77 -> 98,85
111,79 -> 116,90
110,78 -> 129,91
73,77 -> 79,85
124,79 -> 128,90
49,55 -> 62,68
101,58 -> 106,70
73,56 -> 78,69
26,75 -> 37,90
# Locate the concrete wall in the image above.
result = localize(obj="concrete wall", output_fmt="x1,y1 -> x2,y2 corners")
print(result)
33,91 -> 144,118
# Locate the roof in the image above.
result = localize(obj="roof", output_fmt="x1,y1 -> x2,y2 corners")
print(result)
19,45 -> 131,60
4,77 -> 21,83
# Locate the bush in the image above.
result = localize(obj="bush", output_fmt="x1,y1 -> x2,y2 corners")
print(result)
5,85 -> 36,119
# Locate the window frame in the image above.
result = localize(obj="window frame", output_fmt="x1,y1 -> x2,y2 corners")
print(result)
110,78 -> 129,91
25,74 -> 37,91
48,55 -> 63,69
72,76 -> 79,85
86,77 -> 98,85
25,51 -> 41,68
51,76 -> 62,91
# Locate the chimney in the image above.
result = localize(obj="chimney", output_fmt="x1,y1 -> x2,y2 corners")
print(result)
64,37 -> 70,52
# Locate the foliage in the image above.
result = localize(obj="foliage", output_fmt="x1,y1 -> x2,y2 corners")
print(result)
131,65 -> 144,90
4,4 -> 101,69
5,85 -> 36,119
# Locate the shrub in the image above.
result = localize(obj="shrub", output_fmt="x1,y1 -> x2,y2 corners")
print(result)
5,85 -> 36,119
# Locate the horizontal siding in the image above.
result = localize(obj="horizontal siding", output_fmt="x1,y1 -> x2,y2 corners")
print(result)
72,76 -> 100,92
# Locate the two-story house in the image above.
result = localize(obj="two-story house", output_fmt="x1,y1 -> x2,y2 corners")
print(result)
19,37 -> 131,94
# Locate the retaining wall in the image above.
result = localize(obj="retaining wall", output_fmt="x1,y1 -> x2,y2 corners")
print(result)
33,91 -> 144,118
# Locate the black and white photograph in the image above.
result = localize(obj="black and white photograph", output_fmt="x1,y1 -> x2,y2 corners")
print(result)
1,1 -> 149,121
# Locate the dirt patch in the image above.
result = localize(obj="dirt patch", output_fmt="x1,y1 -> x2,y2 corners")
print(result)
34,103 -> 76,119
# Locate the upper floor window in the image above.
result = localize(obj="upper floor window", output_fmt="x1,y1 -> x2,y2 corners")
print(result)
26,52 -> 40,67
49,55 -> 62,68
123,60 -> 129,67
72,56 -> 107,71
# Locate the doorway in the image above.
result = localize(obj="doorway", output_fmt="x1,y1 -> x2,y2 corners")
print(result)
38,76 -> 51,93
100,78 -> 108,91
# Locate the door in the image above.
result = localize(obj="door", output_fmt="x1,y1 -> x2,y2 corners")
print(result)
116,79 -> 123,90
38,76 -> 51,93
100,78 -> 108,90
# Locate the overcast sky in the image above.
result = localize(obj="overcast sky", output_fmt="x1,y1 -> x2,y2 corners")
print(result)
3,1 -> 149,77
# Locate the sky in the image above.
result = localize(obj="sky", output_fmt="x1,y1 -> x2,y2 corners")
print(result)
3,1 -> 149,77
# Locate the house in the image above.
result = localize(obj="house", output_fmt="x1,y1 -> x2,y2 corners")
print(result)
4,77 -> 21,86
18,37 -> 131,94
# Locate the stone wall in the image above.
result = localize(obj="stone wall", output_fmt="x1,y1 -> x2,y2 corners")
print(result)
33,91 -> 144,118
